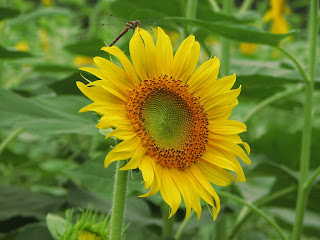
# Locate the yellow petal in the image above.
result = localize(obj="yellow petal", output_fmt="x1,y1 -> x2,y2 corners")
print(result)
208,120 -> 247,135
205,87 -> 241,112
198,160 -> 235,186
200,74 -> 236,103
101,46 -> 140,86
159,167 -> 181,218
138,28 -> 157,79
79,102 -> 126,114
79,67 -> 104,80
190,165 -> 220,220
129,28 -> 147,80
76,81 -> 124,104
208,137 -> 251,165
88,80 -> 128,102
155,27 -> 173,76
93,57 -> 135,91
172,35 -> 199,83
139,155 -> 155,190
188,57 -> 220,95
121,144 -> 146,170
106,127 -> 135,141
104,136 -> 139,167
206,101 -> 238,121
169,168 -> 197,219
96,113 -> 129,129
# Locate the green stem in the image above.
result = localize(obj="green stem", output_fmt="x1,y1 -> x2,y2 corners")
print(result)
221,0 -> 232,76
242,84 -> 304,123
304,166 -> 320,192
277,47 -> 310,83
0,128 -> 24,156
174,210 -> 196,240
161,202 -> 175,237
217,191 -> 287,240
208,0 -> 221,12
185,0 -> 198,34
291,1 -> 318,239
229,185 -> 297,240
109,156 -> 129,240
239,0 -> 254,14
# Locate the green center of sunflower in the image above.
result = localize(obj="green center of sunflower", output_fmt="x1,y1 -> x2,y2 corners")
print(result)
126,75 -> 209,169
142,89 -> 192,149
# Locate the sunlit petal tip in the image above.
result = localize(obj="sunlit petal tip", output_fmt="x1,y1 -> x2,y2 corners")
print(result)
78,105 -> 90,113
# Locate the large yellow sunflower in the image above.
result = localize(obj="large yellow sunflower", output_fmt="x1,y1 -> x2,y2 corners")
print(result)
77,27 -> 250,220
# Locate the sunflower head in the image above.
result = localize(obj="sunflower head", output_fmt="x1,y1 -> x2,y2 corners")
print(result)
77,27 -> 250,220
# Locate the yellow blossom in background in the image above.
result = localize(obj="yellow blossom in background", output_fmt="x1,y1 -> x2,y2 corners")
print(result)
77,231 -> 102,240
263,0 -> 290,34
38,29 -> 51,54
73,55 -> 94,67
78,27 -> 250,220
14,41 -> 29,52
239,42 -> 258,55
41,0 -> 53,7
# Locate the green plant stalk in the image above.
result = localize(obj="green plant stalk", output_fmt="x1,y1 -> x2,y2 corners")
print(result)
239,0 -> 254,14
304,166 -> 320,192
242,84 -> 304,123
161,202 -> 175,237
0,128 -> 24,156
228,185 -> 297,240
277,47 -> 310,83
109,158 -> 129,240
208,0 -> 221,12
185,0 -> 198,35
217,191 -> 287,240
220,0 -> 232,76
291,1 -> 318,239
174,210 -> 196,240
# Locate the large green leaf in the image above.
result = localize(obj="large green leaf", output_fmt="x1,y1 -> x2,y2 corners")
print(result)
0,45 -> 32,59
7,7 -> 73,26
0,223 -> 54,240
0,185 -> 64,221
0,7 -> 20,21
64,153 -> 144,199
46,214 -> 66,240
63,39 -> 106,57
166,17 -> 298,46
66,183 -> 159,228
0,89 -> 97,136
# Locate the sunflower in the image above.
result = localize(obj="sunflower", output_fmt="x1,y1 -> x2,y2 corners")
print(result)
77,27 -> 250,220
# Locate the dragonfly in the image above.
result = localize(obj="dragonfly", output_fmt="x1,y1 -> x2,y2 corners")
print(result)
108,20 -> 141,46
101,15 -> 159,47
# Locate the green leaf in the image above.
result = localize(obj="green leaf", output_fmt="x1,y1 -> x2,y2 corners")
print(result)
237,177 -> 276,202
268,207 -> 320,236
46,214 -> 67,240
1,223 -> 54,240
166,17 -> 298,46
64,154 -> 143,199
0,45 -> 32,59
33,64 -> 76,73
0,89 -> 97,136
7,7 -> 73,26
0,185 -> 64,220
64,39 -> 106,57
0,7 -> 20,21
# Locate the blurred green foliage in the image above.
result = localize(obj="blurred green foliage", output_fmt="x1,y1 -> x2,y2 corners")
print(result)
0,0 -> 319,239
